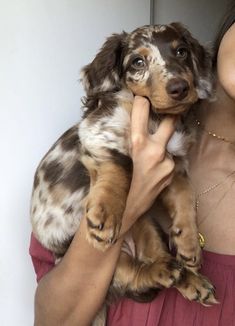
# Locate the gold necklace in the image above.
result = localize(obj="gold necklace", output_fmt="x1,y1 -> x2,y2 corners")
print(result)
195,171 -> 235,249
195,118 -> 235,145
195,171 -> 235,211
194,171 -> 235,248
193,115 -> 235,248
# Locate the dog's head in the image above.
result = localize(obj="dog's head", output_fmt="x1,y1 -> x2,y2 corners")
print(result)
81,23 -> 213,114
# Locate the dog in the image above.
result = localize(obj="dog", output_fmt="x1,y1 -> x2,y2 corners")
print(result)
30,23 -> 217,325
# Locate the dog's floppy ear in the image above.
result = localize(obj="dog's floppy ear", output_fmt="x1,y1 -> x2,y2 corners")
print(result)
81,32 -> 128,95
170,22 -> 214,100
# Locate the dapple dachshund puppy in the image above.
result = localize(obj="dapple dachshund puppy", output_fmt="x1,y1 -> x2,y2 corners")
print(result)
31,23 -> 217,321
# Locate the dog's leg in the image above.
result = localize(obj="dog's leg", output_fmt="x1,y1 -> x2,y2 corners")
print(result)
112,217 -> 217,305
174,269 -> 218,305
82,156 -> 131,251
113,217 -> 183,295
160,173 -> 201,270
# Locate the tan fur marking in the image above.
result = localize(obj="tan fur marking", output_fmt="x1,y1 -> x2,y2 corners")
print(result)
176,271 -> 218,305
114,217 -> 182,291
126,81 -> 151,98
161,174 -> 201,270
113,218 -> 216,305
118,98 -> 133,115
84,160 -> 131,250
171,40 -> 180,49
137,47 -> 151,58
132,218 -> 166,264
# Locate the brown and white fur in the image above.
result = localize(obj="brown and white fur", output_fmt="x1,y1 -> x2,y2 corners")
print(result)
31,23 -> 217,324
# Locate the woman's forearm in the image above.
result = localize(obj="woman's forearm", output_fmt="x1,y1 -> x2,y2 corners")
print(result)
34,180 -> 158,326
34,216 -> 123,326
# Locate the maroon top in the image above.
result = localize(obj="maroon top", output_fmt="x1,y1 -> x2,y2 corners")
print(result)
29,234 -> 235,325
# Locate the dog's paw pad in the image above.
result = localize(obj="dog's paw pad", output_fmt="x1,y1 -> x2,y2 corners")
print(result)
85,201 -> 122,251
170,225 -> 201,269
176,272 -> 218,306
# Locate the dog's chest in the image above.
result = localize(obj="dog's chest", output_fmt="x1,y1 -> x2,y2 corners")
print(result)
79,104 -> 188,159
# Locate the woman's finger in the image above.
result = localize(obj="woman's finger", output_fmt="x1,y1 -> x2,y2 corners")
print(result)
153,116 -> 178,147
131,96 -> 150,137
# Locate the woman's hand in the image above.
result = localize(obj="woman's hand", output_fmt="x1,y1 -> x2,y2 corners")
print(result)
121,96 -> 177,233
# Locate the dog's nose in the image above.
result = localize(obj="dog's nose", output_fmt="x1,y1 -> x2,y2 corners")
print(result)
166,78 -> 189,101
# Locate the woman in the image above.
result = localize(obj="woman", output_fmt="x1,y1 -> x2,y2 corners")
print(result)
30,4 -> 235,325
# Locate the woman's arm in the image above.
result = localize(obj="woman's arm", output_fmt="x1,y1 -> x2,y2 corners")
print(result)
34,217 -> 123,326
34,96 -> 176,326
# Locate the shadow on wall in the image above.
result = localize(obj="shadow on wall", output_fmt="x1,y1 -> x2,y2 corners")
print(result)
153,0 -> 231,44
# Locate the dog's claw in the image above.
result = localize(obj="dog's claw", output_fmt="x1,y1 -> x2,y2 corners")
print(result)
98,223 -> 104,230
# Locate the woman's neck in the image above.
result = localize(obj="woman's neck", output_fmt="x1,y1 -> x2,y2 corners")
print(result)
197,81 -> 235,142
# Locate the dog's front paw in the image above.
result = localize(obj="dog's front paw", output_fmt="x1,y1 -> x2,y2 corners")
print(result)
85,195 -> 123,251
176,271 -> 218,306
170,224 -> 201,270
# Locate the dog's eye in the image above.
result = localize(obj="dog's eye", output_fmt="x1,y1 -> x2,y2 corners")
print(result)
176,47 -> 188,59
131,57 -> 145,68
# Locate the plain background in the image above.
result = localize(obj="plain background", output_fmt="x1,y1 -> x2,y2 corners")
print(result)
153,0 -> 231,43
0,1 -> 150,325
0,0 -> 230,325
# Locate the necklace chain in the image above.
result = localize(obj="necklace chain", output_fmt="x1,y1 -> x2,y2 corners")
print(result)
195,171 -> 235,211
193,116 -> 235,248
194,172 -> 235,249
195,118 -> 235,145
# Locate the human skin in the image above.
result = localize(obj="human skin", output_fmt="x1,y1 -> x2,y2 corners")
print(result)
189,23 -> 235,255
217,23 -> 235,102
34,96 -> 177,326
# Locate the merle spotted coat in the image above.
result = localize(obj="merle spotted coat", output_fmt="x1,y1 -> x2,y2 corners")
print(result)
31,23 -> 217,324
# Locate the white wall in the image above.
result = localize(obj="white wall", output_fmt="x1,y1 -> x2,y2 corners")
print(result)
0,1 -> 150,325
154,0 -> 230,44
